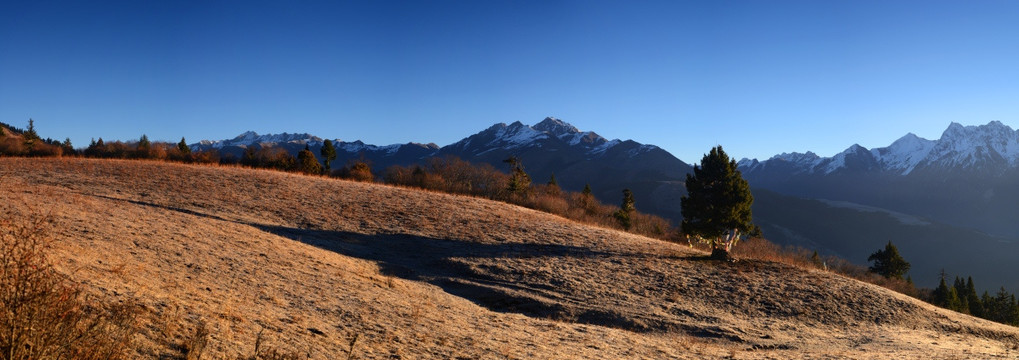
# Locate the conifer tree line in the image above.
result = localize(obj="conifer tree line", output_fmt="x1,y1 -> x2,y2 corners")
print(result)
863,240 -> 1019,326
925,271 -> 1019,325
0,119 -> 74,156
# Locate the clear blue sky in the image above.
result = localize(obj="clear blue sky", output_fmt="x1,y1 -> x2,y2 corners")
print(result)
3,1 -> 1019,162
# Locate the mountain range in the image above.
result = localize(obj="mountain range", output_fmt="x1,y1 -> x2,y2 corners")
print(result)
193,118 -> 1019,292
192,117 -> 692,222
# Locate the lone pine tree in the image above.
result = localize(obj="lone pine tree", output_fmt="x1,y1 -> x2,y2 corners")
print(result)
320,139 -> 337,172
503,156 -> 531,193
614,188 -> 635,230
867,241 -> 910,280
680,146 -> 754,260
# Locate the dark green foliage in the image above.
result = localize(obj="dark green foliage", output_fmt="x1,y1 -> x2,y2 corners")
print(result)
810,250 -> 822,267
178,137 -> 191,156
23,119 -> 39,152
582,183 -> 592,196
965,277 -> 983,317
23,118 -> 39,141
547,173 -> 558,187
320,139 -> 337,172
134,134 -> 151,159
932,274 -> 952,308
613,188 -> 635,230
503,156 -> 531,193
680,146 -> 754,255
867,241 -> 911,280
982,287 -> 1019,325
62,138 -> 74,155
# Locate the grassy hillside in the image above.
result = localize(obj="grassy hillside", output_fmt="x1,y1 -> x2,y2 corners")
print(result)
2,158 -> 1018,359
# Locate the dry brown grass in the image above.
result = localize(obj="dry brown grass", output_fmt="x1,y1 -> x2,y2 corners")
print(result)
1,157 -> 1018,359
0,197 -> 137,359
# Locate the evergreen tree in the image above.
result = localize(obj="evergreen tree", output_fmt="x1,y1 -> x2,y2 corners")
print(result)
546,173 -> 560,195
680,146 -> 754,260
24,118 -> 39,141
23,119 -> 39,152
297,144 -> 322,175
932,274 -> 951,308
62,138 -> 74,155
867,241 -> 911,279
613,188 -> 635,230
580,183 -> 595,214
946,287 -> 963,312
178,137 -> 191,156
966,277 -> 983,318
136,134 -> 151,159
810,250 -> 823,268
503,156 -> 531,193
952,277 -> 969,313
982,291 -> 993,320
320,139 -> 337,172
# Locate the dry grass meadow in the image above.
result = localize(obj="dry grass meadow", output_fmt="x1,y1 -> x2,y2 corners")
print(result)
2,157 -> 1018,359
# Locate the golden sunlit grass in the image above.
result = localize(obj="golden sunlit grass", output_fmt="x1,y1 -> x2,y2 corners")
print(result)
1,157 -> 1018,359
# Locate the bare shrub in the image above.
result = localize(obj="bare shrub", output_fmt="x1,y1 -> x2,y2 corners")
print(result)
335,160 -> 374,182
0,207 -> 137,359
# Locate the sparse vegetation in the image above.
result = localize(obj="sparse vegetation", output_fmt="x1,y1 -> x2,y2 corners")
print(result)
0,203 -> 137,359
336,159 -> 373,182
384,156 -> 674,239
2,157 -> 1019,358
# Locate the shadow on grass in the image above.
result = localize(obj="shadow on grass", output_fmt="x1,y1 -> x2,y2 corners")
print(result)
92,195 -> 683,332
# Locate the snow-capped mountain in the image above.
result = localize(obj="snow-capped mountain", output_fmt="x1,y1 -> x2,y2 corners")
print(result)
442,117 -> 656,157
740,121 -> 1019,176
739,120 -> 1019,240
197,131 -> 326,149
192,117 -> 692,222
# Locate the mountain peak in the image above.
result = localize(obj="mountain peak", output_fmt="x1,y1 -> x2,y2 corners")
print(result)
533,117 -> 580,137
202,131 -> 324,149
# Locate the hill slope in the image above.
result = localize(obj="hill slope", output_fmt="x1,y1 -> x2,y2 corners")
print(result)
1,158 -> 1017,359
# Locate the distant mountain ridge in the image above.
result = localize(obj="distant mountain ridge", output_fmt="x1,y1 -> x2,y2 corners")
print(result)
191,117 -> 692,223
190,118 -> 1019,292
739,121 -> 1019,176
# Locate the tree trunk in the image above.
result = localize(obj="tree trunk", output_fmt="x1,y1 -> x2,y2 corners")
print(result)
710,248 -> 731,261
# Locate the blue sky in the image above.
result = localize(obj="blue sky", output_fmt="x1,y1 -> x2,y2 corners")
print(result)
2,1 -> 1018,162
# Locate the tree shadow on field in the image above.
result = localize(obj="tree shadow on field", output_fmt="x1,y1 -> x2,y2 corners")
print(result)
251,224 -> 675,331
89,194 -> 694,332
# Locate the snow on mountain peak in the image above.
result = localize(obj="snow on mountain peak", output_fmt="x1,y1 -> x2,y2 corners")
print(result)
745,121 -> 1019,176
486,121 -> 549,149
872,132 -> 936,175
533,117 -> 580,137
824,144 -> 870,174
204,131 -> 324,148
928,121 -> 1019,168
